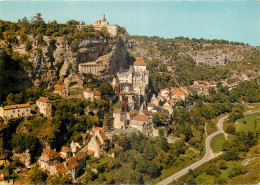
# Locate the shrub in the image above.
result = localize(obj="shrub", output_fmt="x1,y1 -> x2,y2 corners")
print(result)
226,125 -> 236,135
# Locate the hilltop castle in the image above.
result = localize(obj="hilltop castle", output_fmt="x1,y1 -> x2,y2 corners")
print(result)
77,15 -> 118,36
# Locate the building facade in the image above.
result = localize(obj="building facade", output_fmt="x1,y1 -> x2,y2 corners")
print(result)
77,15 -> 118,36
117,57 -> 149,96
79,62 -> 101,75
36,97 -> 52,118
0,104 -> 31,120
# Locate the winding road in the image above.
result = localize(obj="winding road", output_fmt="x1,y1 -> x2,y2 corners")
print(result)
158,110 -> 260,185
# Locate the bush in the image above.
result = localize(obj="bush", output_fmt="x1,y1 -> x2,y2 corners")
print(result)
226,125 -> 236,135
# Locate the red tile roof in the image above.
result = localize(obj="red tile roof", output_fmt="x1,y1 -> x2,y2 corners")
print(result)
172,91 -> 185,96
87,150 -> 94,156
128,109 -> 138,116
81,134 -> 87,141
61,146 -> 70,153
55,163 -> 67,173
84,88 -> 93,92
54,85 -> 65,92
133,57 -> 146,66
102,126 -> 109,132
75,151 -> 87,161
99,129 -> 107,141
79,62 -> 99,66
37,97 -> 51,103
134,114 -> 149,122
3,103 -> 30,110
130,120 -> 145,126
41,147 -> 59,161
142,110 -> 153,116
93,91 -> 101,96
113,109 -> 122,114
147,103 -> 155,107
64,157 -> 79,171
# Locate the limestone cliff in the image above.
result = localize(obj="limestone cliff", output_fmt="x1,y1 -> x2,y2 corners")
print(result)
9,36 -> 130,92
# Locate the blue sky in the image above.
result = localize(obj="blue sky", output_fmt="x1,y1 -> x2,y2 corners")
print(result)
0,0 -> 259,45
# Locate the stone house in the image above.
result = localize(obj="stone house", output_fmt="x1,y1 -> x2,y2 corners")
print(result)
60,146 -> 71,159
87,127 -> 108,158
55,157 -> 79,181
0,104 -> 30,120
126,109 -> 138,121
37,147 -> 60,174
113,109 -> 127,129
83,88 -> 101,101
130,114 -> 152,136
117,57 -> 149,96
55,151 -> 87,181
147,103 -> 156,111
159,88 -> 171,101
171,87 -> 186,100
70,141 -> 81,157
193,80 -> 209,87
79,62 -> 101,76
36,97 -> 52,118
167,66 -> 173,72
163,101 -> 174,115
54,85 -> 68,97
119,92 -> 135,109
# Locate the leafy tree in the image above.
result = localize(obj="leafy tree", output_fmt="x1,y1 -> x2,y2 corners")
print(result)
28,167 -> 47,184
25,40 -> 32,51
226,125 -> 236,135
98,82 -> 114,96
223,148 -> 239,161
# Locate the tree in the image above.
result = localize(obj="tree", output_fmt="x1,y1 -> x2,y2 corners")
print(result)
223,148 -> 239,161
206,163 -> 220,176
6,93 -> 15,105
25,40 -> 32,51
98,82 -> 114,96
28,167 -> 47,184
50,173 -> 72,184
226,125 -> 236,135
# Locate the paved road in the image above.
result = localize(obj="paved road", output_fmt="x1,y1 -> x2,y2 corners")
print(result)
158,110 -> 260,185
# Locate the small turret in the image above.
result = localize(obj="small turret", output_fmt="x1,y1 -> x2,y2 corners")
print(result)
102,14 -> 106,22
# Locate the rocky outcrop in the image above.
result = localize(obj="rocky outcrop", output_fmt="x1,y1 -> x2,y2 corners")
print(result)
12,149 -> 31,168
10,36 -> 130,92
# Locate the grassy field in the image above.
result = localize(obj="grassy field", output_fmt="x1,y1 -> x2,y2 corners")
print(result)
244,102 -> 260,112
234,112 -> 260,134
194,160 -> 240,184
229,143 -> 260,184
210,133 -> 226,152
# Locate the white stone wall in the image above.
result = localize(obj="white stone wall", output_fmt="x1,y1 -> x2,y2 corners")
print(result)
36,102 -> 52,118
84,91 -> 94,101
0,107 -> 30,119
87,137 -> 100,158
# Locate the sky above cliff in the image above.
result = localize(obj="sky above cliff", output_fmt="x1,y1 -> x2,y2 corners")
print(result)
0,0 -> 259,46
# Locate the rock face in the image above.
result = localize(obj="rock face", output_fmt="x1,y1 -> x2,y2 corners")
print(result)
12,149 -> 31,168
10,36 -> 130,92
